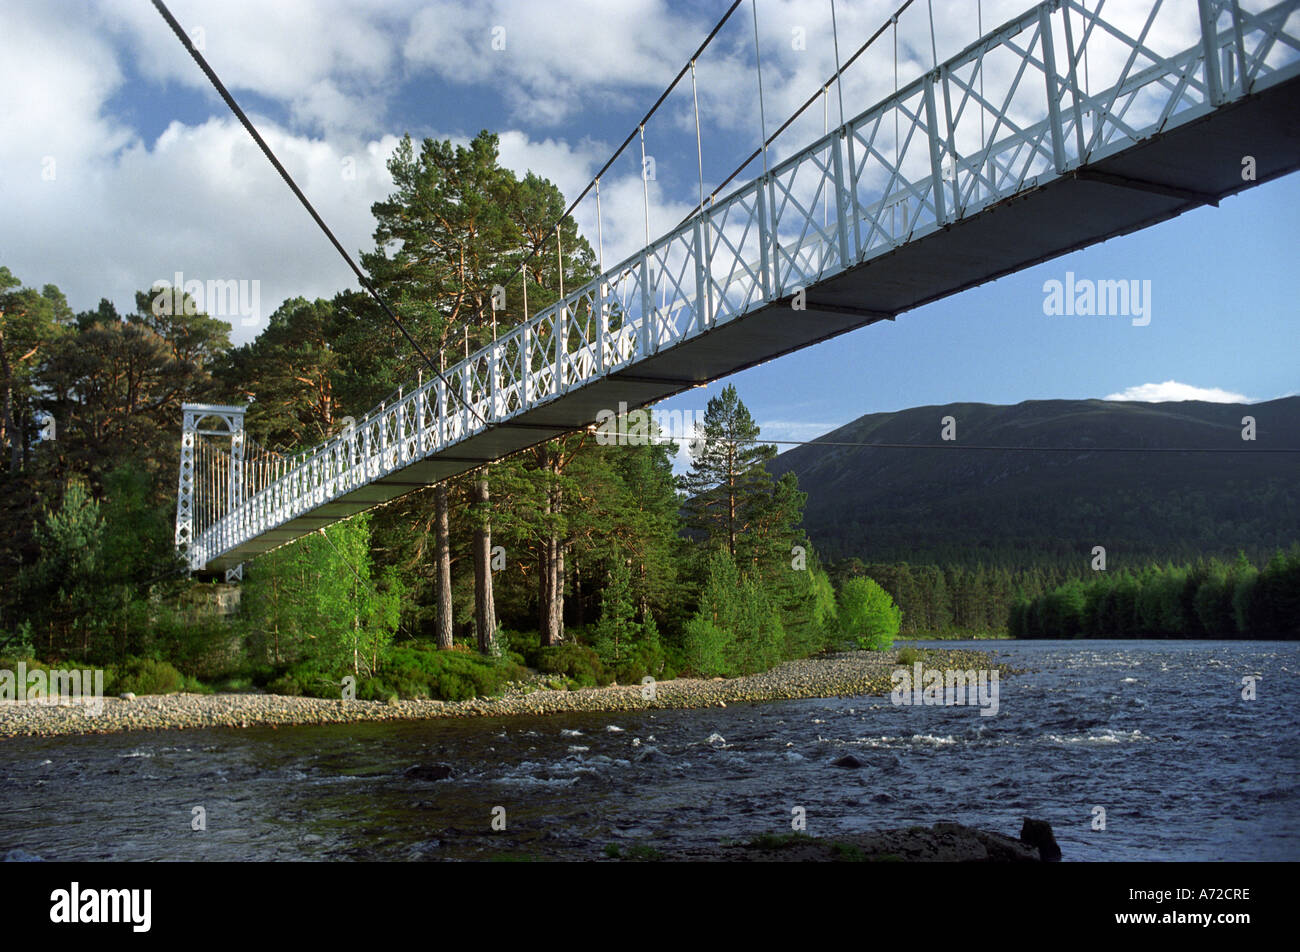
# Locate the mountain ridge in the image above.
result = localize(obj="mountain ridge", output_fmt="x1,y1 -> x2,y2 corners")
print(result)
767,396 -> 1300,568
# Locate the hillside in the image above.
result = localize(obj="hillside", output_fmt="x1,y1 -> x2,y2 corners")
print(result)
767,396 -> 1300,569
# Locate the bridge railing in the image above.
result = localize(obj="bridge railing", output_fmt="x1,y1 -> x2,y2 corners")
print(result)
186,0 -> 1299,569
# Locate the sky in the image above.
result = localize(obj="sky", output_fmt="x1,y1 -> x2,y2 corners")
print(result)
2,0 -> 1297,459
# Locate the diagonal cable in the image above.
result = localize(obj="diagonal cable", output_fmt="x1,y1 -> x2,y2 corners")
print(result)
149,0 -> 485,426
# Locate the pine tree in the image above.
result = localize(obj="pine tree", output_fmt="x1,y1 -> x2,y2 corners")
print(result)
356,132 -> 596,654
21,477 -> 105,656
680,384 -> 776,560
591,559 -> 638,672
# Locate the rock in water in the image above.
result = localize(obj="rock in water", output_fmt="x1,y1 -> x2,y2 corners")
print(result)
404,764 -> 453,782
1020,818 -> 1062,862
3,848 -> 45,862
832,755 -> 865,768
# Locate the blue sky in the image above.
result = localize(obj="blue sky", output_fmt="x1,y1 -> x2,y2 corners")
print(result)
2,0 -> 1296,453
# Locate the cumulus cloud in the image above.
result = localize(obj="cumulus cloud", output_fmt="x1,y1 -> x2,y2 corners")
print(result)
1,0 -> 1220,353
403,0 -> 694,126
1103,381 -> 1252,403
96,0 -> 408,135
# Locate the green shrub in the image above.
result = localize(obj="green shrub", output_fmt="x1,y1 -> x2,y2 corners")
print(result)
283,663 -> 344,699
838,577 -> 902,650
896,646 -> 921,666
357,644 -> 528,701
210,675 -> 256,693
182,675 -> 211,694
148,612 -> 241,681
107,657 -> 186,696
498,629 -> 542,667
535,644 -> 610,688
680,616 -> 733,678
267,673 -> 302,696
0,622 -> 36,659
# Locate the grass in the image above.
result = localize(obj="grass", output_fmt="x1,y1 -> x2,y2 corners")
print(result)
604,842 -> 664,861
747,832 -> 812,851
831,842 -> 867,862
624,844 -> 664,861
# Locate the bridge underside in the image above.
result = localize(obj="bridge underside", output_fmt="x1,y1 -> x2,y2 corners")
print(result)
209,72 -> 1300,570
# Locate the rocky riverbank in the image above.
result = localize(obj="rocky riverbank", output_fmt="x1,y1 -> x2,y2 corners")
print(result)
0,648 -> 1009,739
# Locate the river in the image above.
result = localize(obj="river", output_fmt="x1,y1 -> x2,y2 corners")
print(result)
1,640 -> 1296,861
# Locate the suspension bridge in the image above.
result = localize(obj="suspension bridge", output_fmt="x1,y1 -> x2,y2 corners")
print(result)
173,0 -> 1300,577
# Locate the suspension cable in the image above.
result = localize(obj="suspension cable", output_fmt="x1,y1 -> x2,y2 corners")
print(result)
648,432 -> 1300,454
676,0 -> 917,227
830,0 -> 847,128
691,60 -> 705,209
487,1 -> 746,315
927,0 -> 939,71
149,0 -> 485,427
752,0 -> 770,178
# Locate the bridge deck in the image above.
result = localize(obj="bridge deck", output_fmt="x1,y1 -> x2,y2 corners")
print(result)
184,0 -> 1300,571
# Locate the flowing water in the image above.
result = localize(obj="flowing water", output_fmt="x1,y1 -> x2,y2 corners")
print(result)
2,640 -> 1296,861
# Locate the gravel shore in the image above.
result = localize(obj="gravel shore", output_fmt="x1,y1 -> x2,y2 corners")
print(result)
0,648 -> 1002,739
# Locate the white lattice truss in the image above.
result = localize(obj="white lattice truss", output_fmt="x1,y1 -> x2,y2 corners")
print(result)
178,0 -> 1300,571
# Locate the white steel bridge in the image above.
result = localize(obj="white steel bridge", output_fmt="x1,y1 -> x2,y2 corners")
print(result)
176,0 -> 1300,574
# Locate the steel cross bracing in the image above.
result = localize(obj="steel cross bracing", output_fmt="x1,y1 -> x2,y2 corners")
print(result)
179,0 -> 1300,572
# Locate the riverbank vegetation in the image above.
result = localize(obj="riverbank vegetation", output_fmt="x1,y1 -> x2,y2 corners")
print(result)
1009,550 -> 1300,639
0,134 -> 910,702
4,131 -> 1292,693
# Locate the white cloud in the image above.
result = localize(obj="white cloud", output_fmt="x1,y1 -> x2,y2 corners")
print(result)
96,0 -> 409,135
403,0 -> 692,126
0,0 -> 1234,356
1103,381 -> 1252,403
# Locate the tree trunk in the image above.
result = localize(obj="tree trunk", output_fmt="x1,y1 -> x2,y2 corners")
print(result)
472,472 -> 496,654
539,533 -> 563,647
556,540 -> 566,637
573,562 -> 584,629
434,482 -> 454,649
538,444 -> 564,646
727,444 -> 737,559
0,330 -> 17,475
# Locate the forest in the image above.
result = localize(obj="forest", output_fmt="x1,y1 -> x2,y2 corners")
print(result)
4,133 -> 1294,701
1009,551 -> 1300,639
0,131 -> 897,700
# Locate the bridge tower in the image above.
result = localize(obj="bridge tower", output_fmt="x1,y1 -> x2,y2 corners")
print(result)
176,403 -> 248,581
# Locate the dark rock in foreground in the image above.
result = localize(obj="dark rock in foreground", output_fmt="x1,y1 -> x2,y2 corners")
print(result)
1020,817 -> 1063,862
404,763 -> 453,782
669,820 -> 1060,862
832,755 -> 866,768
